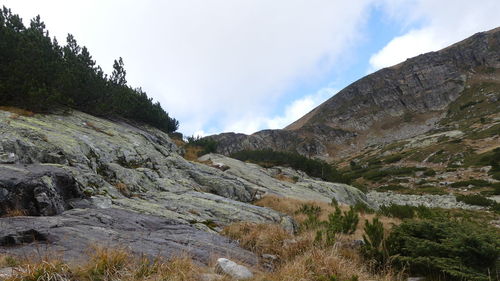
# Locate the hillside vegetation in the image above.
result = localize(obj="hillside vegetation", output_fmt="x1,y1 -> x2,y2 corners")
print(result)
0,7 -> 178,133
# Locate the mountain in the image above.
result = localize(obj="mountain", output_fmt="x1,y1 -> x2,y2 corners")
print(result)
210,27 -> 500,160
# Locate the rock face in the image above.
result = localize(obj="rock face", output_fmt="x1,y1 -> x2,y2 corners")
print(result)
367,191 -> 484,210
209,27 -> 500,159
0,208 -> 258,265
0,109 -> 368,263
199,153 -> 370,206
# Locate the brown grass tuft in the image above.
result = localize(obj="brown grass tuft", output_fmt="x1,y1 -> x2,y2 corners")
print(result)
274,173 -> 297,183
84,121 -> 114,136
222,222 -> 296,258
2,208 -> 28,218
0,106 -> 35,117
114,182 -> 131,197
5,259 -> 71,281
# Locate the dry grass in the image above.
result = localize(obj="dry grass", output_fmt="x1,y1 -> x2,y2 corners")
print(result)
1,208 -> 28,218
0,106 -> 35,117
222,222 -> 307,259
114,182 -> 131,197
183,146 -> 204,161
221,220 -> 399,280
274,173 -> 297,183
252,248 -> 398,281
3,246 -> 204,281
84,121 -> 114,137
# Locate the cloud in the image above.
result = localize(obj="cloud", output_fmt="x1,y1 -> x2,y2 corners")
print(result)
369,0 -> 500,72
221,87 -> 334,134
2,0 -> 372,135
368,28 -> 444,72
266,87 -> 336,130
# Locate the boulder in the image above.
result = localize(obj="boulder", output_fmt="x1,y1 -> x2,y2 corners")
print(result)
215,258 -> 253,280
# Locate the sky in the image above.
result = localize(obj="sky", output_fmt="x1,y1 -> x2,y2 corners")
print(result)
2,0 -> 500,136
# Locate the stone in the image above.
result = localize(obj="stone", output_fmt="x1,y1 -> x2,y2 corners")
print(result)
0,153 -> 15,164
0,267 -> 15,279
215,258 -> 253,280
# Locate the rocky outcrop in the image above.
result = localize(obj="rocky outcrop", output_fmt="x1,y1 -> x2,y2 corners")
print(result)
367,191 -> 484,210
0,109 -> 368,263
0,208 -> 258,265
199,153 -> 370,206
209,27 -> 500,158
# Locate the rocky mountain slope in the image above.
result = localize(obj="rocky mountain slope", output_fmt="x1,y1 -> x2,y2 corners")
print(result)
210,27 -> 500,159
0,109 -> 369,264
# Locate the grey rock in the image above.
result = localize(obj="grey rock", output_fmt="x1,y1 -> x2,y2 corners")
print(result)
0,153 -> 15,164
367,191 -> 485,210
215,258 -> 253,280
0,267 -> 15,279
199,153 -> 371,206
0,208 -> 258,265
0,110 -> 295,232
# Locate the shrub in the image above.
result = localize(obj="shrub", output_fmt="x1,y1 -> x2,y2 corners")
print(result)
456,194 -> 495,207
352,201 -> 375,214
360,218 -> 386,268
423,169 -> 436,177
378,204 -> 415,219
297,204 -> 323,230
386,219 -> 500,281
450,179 -> 491,188
186,136 -> 218,156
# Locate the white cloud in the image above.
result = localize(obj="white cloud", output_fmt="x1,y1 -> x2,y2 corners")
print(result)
368,28 -> 444,72
266,87 -> 335,130
369,0 -> 500,72
221,87 -> 334,134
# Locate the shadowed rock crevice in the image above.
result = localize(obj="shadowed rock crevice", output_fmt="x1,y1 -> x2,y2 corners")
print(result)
0,165 -> 83,216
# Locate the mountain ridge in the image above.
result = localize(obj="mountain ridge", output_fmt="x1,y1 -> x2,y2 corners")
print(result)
209,27 -> 500,159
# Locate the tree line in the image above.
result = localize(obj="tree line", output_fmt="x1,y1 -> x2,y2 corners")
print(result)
0,7 -> 178,133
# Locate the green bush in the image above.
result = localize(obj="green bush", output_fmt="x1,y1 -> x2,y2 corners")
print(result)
315,206 -> 359,246
386,220 -> 500,281
456,194 -> 495,207
297,204 -> 322,231
450,179 -> 491,188
362,167 -> 426,181
231,149 -> 350,184
361,218 -> 386,268
352,201 -> 375,214
186,136 -> 218,156
378,204 -> 415,219
423,169 -> 436,177
325,206 -> 359,235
